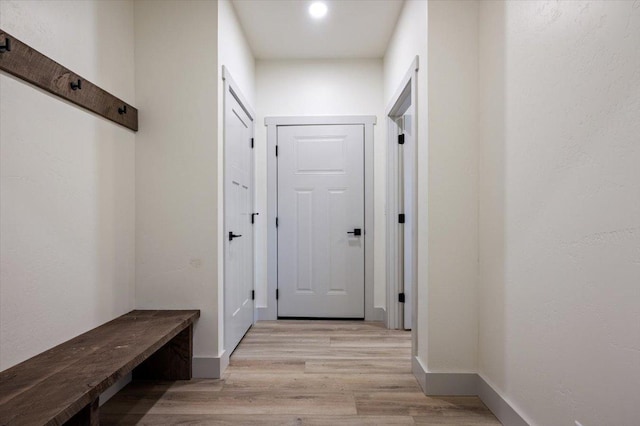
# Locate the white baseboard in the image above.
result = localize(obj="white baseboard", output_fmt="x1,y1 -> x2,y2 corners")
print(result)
256,307 -> 275,321
412,356 -> 428,392
425,372 -> 479,396
412,356 -> 476,395
372,307 -> 386,322
193,351 -> 229,379
478,375 -> 529,426
411,356 -> 529,426
99,373 -> 131,406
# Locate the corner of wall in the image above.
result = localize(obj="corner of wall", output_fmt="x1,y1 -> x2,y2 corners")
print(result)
413,359 -> 530,425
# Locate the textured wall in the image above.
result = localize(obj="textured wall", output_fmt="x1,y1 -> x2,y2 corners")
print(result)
134,0 -> 219,363
427,0 -> 479,372
0,0 -> 135,369
478,1 -> 640,424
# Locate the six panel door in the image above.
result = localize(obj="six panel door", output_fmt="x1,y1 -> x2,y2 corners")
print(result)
277,124 -> 365,318
224,92 -> 254,353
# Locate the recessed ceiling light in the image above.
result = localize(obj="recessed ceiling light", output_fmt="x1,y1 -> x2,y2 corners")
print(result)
309,1 -> 328,19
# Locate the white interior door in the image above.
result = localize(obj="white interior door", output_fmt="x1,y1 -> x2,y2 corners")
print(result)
277,124 -> 365,318
224,91 -> 254,353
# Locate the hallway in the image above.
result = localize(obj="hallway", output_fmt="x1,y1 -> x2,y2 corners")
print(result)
101,321 -> 499,425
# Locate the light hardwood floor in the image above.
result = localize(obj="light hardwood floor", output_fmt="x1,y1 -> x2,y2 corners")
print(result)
102,321 -> 501,425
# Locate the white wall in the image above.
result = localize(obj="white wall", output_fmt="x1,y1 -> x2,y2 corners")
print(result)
134,0 -> 219,366
478,1 -> 640,425
384,0 -> 479,375
0,0 -> 135,369
383,0 -> 429,364
135,0 -> 254,375
426,0 -> 479,372
254,58 -> 386,311
217,0 -> 255,355
218,0 -> 255,106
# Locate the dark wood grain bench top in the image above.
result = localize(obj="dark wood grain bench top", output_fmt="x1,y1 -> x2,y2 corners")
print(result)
0,310 -> 199,425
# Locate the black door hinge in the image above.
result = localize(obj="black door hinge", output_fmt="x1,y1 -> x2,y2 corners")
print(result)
398,293 -> 405,303
251,138 -> 254,148
398,134 -> 405,145
276,217 -> 279,227
275,145 -> 278,156
398,214 -> 405,224
276,289 -> 279,300
251,290 -> 255,300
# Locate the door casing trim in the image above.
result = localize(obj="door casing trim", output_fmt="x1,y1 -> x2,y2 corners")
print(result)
265,115 -> 377,321
386,57 -> 419,359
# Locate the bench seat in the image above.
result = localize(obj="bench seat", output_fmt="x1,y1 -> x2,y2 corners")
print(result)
0,310 -> 200,425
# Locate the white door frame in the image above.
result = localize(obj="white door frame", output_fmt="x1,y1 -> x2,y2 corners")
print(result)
263,116 -> 377,321
222,66 -> 256,353
386,57 -> 419,350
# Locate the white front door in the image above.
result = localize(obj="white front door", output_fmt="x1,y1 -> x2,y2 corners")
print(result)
224,91 -> 254,353
277,124 -> 365,318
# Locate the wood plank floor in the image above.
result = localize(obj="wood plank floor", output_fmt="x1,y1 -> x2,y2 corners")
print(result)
101,321 -> 501,425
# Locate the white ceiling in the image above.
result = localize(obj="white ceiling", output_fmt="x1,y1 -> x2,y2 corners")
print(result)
231,0 -> 405,59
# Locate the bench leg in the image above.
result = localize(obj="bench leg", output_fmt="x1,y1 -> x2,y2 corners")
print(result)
65,398 -> 99,426
133,324 -> 193,380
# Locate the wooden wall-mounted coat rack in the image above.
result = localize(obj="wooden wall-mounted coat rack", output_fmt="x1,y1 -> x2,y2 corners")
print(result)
0,29 -> 138,131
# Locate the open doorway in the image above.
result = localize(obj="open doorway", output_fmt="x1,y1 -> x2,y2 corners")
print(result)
386,57 -> 419,339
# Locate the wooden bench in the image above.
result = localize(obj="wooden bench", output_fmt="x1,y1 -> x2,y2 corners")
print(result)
0,310 -> 200,425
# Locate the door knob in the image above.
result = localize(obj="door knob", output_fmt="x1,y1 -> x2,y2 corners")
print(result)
229,231 -> 243,241
347,228 -> 362,236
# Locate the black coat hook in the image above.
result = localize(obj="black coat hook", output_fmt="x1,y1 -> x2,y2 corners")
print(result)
0,37 -> 10,53
70,79 -> 81,90
118,105 -> 127,115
